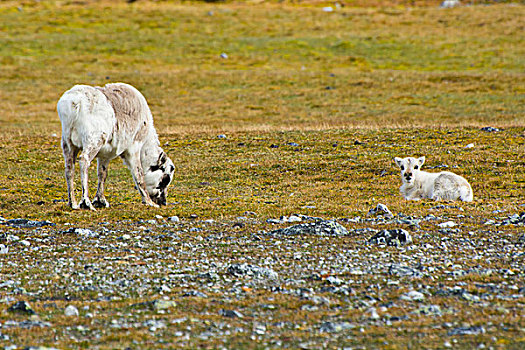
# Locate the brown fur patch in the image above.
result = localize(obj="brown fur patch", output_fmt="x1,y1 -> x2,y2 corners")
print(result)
96,84 -> 149,142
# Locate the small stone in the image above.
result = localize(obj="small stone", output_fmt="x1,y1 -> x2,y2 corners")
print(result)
319,321 -> 355,333
159,285 -> 171,293
169,216 -> 180,223
448,325 -> 485,336
368,203 -> 393,217
220,53 -> 228,59
226,263 -> 278,280
253,322 -> 266,335
0,244 -> 8,254
217,134 -> 227,139
7,301 -> 35,315
66,228 -> 98,237
120,234 -> 131,241
413,304 -> 442,316
219,309 -> 243,318
400,291 -> 425,302
368,229 -> 412,246
64,305 -> 79,317
367,307 -> 380,320
481,127 -> 501,132
440,0 -> 460,8
465,143 -> 475,148
438,221 -> 456,228
326,276 -> 344,286
269,220 -> 348,237
19,240 -> 31,247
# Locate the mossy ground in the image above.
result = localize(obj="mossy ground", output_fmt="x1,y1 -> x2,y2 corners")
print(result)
0,1 -> 524,349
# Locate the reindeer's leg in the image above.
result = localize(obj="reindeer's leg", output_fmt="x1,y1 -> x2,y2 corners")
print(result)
78,146 -> 101,211
121,150 -> 159,208
92,158 -> 110,208
62,139 -> 80,209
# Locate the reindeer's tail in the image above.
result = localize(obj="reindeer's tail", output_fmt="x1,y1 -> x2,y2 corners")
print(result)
57,90 -> 82,135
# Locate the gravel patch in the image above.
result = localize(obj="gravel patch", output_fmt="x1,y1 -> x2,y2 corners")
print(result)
1,207 -> 524,348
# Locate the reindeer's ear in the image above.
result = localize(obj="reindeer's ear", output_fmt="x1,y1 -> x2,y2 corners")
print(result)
418,156 -> 426,167
394,157 -> 403,167
158,152 -> 167,165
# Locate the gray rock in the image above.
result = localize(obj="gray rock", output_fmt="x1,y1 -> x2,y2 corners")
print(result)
269,220 -> 348,237
319,321 -> 355,333
226,263 -> 278,280
389,264 -> 423,278
448,325 -> 485,336
64,227 -> 98,237
182,290 -> 208,298
7,301 -> 35,315
481,127 -> 501,132
440,0 -> 460,8
400,291 -> 425,301
413,304 -> 442,316
368,229 -> 413,246
219,309 -> 243,318
0,244 -> 8,254
368,203 -> 393,217
3,219 -> 55,228
131,299 -> 176,311
64,305 -> 79,316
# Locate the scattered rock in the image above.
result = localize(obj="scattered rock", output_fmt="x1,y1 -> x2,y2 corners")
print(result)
7,301 -> 35,315
413,304 -> 442,316
226,263 -> 278,281
448,325 -> 486,336
219,309 -> 243,318
268,220 -> 348,237
319,321 -> 355,333
481,127 -> 501,132
64,227 -> 98,237
438,221 -> 456,228
440,0 -> 460,8
3,219 -> 55,228
400,291 -> 425,302
169,216 -> 180,223
368,203 -> 393,217
368,229 -> 413,246
132,300 -> 177,311
64,305 -> 79,316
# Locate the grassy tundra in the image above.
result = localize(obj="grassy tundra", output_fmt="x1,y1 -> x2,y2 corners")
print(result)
0,1 -> 524,349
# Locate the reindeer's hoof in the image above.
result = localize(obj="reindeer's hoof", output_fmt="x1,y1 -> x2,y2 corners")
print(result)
92,197 -> 110,208
79,199 -> 96,211
144,200 -> 160,208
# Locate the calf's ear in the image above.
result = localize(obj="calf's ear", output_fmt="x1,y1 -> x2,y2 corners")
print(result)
394,157 -> 403,167
417,156 -> 426,167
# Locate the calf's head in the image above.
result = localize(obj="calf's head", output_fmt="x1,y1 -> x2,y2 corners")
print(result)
144,151 -> 175,206
394,156 -> 425,185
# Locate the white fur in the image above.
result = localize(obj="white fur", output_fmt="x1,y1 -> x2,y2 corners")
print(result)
394,156 -> 473,202
57,83 -> 174,210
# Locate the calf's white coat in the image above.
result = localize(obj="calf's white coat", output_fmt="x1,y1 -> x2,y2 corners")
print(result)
394,156 -> 473,202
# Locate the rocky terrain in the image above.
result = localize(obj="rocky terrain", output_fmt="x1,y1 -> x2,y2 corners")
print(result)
1,205 -> 524,349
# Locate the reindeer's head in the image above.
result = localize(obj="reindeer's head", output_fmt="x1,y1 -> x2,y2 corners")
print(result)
144,151 -> 175,206
394,156 -> 425,185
